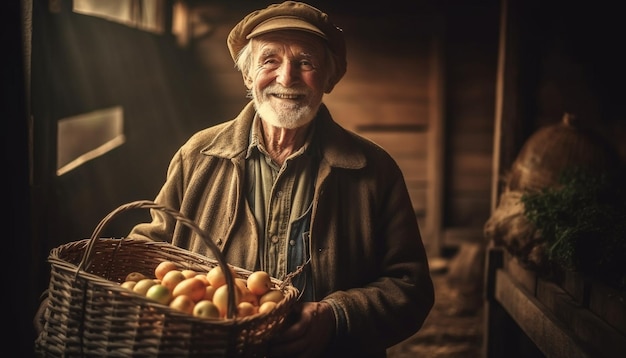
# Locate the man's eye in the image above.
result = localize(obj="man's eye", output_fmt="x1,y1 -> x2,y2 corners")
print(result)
262,59 -> 280,69
299,61 -> 315,71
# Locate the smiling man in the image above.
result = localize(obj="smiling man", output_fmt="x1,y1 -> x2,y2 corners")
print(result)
127,1 -> 434,356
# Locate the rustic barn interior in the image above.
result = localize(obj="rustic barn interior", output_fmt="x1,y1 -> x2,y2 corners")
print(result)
5,0 -> 625,356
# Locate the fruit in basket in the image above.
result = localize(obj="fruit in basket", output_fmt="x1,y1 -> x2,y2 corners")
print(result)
193,300 -> 221,319
161,270 -> 186,290
125,271 -> 148,282
169,295 -> 195,314
258,301 -> 277,314
181,269 -> 198,279
155,261 -> 178,280
259,289 -> 284,305
204,285 -> 217,301
172,277 -> 206,302
247,271 -> 273,296
195,274 -> 210,286
118,267 -> 285,319
207,265 -> 237,288
237,279 -> 259,306
237,301 -> 257,317
134,278 -> 158,295
146,284 -> 172,305
120,280 -> 137,290
213,284 -> 242,318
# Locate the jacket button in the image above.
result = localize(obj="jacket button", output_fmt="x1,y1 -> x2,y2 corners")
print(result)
216,239 -> 223,246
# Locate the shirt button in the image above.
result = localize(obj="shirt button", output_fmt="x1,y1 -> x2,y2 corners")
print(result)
271,235 -> 279,244
216,239 -> 223,246
289,240 -> 296,246
276,191 -> 283,197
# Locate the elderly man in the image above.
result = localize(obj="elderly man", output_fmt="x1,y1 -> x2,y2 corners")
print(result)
130,1 -> 434,356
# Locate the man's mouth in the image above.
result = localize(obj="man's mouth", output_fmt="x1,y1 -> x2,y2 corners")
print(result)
272,93 -> 304,100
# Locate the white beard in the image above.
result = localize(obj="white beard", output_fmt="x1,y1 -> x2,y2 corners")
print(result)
252,85 -> 321,129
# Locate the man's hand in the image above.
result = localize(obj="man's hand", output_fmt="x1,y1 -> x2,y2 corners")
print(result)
269,301 -> 335,357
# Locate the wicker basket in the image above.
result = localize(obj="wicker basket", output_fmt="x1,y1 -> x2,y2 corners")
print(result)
35,200 -> 299,357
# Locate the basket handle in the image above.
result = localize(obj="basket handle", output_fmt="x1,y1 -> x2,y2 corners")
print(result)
76,200 -> 238,318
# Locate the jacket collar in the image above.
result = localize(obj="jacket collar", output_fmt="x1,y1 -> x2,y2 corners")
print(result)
201,101 -> 366,170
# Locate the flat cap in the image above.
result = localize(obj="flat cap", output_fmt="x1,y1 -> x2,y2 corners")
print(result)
227,1 -> 347,92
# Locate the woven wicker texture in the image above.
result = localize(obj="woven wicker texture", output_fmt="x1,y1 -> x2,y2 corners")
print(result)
35,201 -> 299,357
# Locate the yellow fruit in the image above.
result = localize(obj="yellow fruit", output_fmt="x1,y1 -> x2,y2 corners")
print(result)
120,281 -> 137,290
145,284 -> 172,305
169,295 -> 195,314
259,289 -> 284,305
246,271 -> 273,296
155,261 -> 178,280
237,301 -> 257,317
203,285 -> 216,301
193,300 -> 221,319
172,277 -> 206,302
181,269 -> 198,279
125,271 -> 148,282
207,265 -> 237,288
195,274 -> 210,286
236,279 -> 259,306
258,301 -> 277,314
133,278 -> 157,296
161,270 -> 186,291
213,284 -> 241,318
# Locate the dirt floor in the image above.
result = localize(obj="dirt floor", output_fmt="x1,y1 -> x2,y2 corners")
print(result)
387,253 -> 485,358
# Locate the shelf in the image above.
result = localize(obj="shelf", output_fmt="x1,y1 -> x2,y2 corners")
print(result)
484,247 -> 626,358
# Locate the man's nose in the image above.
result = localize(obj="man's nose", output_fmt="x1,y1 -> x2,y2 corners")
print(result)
276,61 -> 299,87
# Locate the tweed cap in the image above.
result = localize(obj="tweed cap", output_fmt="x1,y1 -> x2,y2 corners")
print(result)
227,1 -> 347,92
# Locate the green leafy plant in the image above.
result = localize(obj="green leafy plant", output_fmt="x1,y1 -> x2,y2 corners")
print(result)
521,167 -> 626,290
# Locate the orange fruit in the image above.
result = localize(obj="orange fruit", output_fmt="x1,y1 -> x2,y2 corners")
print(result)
155,261 -> 178,280
193,300 -> 220,319
161,270 -> 186,291
207,265 -> 237,288
125,271 -> 148,282
237,302 -> 257,317
172,277 -> 206,302
203,285 -> 217,301
258,301 -> 277,314
120,281 -> 137,290
259,289 -> 284,305
169,295 -> 195,314
194,274 -> 210,286
246,271 -> 273,296
181,269 -> 198,279
213,284 -> 241,318
133,278 -> 157,296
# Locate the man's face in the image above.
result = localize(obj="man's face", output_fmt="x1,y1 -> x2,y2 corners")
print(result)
247,30 -> 328,129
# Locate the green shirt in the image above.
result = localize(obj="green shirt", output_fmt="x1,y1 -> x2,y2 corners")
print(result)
245,114 -> 317,298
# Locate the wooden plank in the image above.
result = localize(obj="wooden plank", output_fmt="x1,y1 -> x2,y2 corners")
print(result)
358,131 -> 427,156
503,250 -> 537,295
536,278 -> 626,358
588,281 -> 626,336
495,269 -> 596,358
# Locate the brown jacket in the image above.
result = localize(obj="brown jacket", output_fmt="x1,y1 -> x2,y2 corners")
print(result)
129,101 -> 434,356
